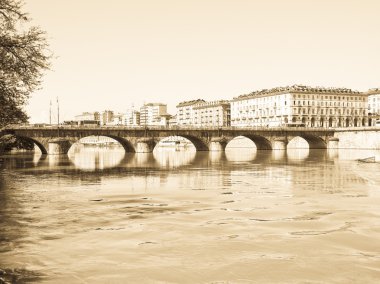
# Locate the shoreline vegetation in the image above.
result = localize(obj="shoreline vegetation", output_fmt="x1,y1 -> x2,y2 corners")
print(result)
0,135 -> 34,155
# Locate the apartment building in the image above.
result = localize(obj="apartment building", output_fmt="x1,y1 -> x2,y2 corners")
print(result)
176,99 -> 205,125
367,88 -> 380,125
140,103 -> 169,126
100,110 -> 114,125
74,112 -> 100,122
123,109 -> 141,126
231,85 -> 368,128
193,100 -> 230,127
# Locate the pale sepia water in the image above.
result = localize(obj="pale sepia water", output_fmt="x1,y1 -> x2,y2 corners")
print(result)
1,141 -> 380,283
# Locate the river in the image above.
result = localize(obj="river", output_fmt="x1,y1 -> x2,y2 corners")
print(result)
1,143 -> 380,283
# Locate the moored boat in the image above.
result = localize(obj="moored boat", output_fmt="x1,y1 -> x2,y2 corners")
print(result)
357,156 -> 376,163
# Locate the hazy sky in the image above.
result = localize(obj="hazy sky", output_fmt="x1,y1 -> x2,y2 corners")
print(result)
24,0 -> 380,123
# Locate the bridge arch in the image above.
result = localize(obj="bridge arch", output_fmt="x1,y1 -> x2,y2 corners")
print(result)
106,135 -> 136,152
8,135 -> 48,154
70,135 -> 136,153
288,134 -> 327,149
227,135 -> 272,150
155,135 -> 209,151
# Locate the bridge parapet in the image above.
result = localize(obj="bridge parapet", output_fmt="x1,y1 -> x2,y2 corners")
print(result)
1,125 -> 343,154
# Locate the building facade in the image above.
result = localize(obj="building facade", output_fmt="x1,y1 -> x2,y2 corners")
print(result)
193,100 -> 231,127
367,88 -> 380,125
231,85 -> 368,128
107,113 -> 124,125
74,112 -> 99,122
100,110 -> 114,125
168,115 -> 177,127
123,109 -> 141,126
140,103 -> 168,126
73,112 -> 100,125
176,99 -> 205,126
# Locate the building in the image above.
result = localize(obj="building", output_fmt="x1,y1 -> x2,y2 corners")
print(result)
231,85 -> 368,128
176,99 -> 205,126
123,109 -> 141,126
73,112 -> 100,126
156,114 -> 172,127
140,103 -> 169,126
107,113 -> 124,125
193,100 -> 230,127
93,111 -> 100,121
367,88 -> 380,125
74,112 -> 99,122
168,115 -> 177,127
100,110 -> 114,125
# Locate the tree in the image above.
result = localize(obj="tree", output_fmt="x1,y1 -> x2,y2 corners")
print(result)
0,0 -> 51,128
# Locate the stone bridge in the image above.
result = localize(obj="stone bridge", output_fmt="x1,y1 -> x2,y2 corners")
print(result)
1,126 -> 340,155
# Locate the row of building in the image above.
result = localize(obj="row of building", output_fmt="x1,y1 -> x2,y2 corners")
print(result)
177,85 -> 380,128
70,103 -> 173,127
70,85 -> 380,128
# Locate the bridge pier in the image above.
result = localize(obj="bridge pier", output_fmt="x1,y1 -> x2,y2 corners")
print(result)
209,138 -> 227,151
327,137 -> 339,149
272,138 -> 287,150
48,138 -> 72,155
135,138 -> 155,153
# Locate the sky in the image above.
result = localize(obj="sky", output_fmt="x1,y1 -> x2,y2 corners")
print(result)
23,0 -> 380,123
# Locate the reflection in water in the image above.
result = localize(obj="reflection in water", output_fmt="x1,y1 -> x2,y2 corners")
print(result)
287,148 -> 310,161
287,136 -> 309,149
32,152 -> 43,166
153,148 -> 196,168
48,154 -> 71,167
327,148 -> 339,160
271,149 -> 286,161
226,136 -> 256,148
129,152 -> 153,166
68,144 -> 125,170
209,151 -> 224,163
225,147 -> 257,162
1,147 -> 380,283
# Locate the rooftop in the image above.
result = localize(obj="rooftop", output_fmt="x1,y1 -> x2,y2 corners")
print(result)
193,100 -> 230,109
234,84 -> 362,100
177,99 -> 206,107
367,88 -> 380,95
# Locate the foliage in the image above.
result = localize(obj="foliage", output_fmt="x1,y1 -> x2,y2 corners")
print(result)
0,0 -> 51,128
0,134 -> 34,153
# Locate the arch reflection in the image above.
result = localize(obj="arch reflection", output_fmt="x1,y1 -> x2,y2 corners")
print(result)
287,137 -> 309,149
287,148 -> 310,161
225,148 -> 257,162
226,136 -> 256,149
153,148 -> 196,168
68,144 -> 125,170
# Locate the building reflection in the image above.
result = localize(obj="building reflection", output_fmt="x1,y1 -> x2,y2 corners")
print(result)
2,145 -> 378,200
289,155 -> 369,196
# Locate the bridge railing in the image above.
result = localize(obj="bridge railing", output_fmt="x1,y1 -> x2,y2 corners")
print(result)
4,123 -> 380,132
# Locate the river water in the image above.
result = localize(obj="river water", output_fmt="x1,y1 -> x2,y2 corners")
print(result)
1,143 -> 380,283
